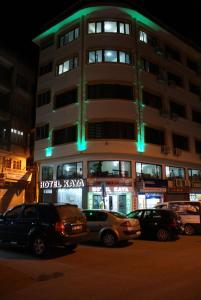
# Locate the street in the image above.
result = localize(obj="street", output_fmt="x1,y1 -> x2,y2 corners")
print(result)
0,235 -> 201,300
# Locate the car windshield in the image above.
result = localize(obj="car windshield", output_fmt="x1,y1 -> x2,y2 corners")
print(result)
109,211 -> 127,219
56,205 -> 83,219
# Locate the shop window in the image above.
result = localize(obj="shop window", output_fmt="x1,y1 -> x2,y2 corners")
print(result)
165,166 -> 185,179
52,125 -> 77,146
56,56 -> 78,75
57,162 -> 83,179
42,166 -> 53,181
142,90 -> 162,110
88,160 -> 131,178
59,27 -> 79,48
88,121 -> 135,140
35,124 -> 49,140
88,21 -> 130,35
88,50 -> 131,64
170,101 -> 186,118
188,169 -> 201,181
54,88 -> 77,109
37,90 -> 51,107
145,126 -> 165,145
87,84 -> 133,100
136,162 -> 162,179
172,133 -> 189,151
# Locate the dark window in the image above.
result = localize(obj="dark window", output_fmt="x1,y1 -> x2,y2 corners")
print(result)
39,62 -> 53,76
5,206 -> 23,218
187,58 -> 198,73
87,84 -> 133,100
53,125 -> 77,146
42,166 -> 53,180
192,110 -> 201,124
166,46 -> 181,62
16,74 -> 29,91
172,133 -> 189,151
57,162 -> 83,179
0,92 -> 10,112
37,90 -> 51,107
36,124 -> 49,140
141,58 -> 159,76
145,126 -> 165,145
168,72 -> 183,87
88,122 -> 135,140
54,88 -> 77,109
40,36 -> 54,50
189,83 -> 200,96
170,101 -> 186,118
59,27 -> 79,47
143,90 -> 162,109
195,140 -> 201,153
0,64 -> 13,87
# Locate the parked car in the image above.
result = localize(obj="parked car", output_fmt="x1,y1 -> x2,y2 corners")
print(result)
155,201 -> 201,235
82,209 -> 141,247
0,203 -> 88,256
127,209 -> 181,241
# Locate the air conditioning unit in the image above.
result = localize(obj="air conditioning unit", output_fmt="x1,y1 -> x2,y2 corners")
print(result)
161,145 -> 170,154
171,113 -> 179,121
173,148 -> 182,156
175,178 -> 183,187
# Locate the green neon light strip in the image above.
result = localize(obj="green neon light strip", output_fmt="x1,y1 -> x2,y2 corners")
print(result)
45,129 -> 53,157
33,6 -> 163,42
137,123 -> 145,152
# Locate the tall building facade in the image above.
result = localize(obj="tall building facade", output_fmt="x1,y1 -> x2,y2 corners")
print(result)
34,1 -> 201,214
0,47 -> 36,213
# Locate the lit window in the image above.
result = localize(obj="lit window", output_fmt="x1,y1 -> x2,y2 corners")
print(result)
89,51 -> 95,63
88,22 -> 95,34
63,61 -> 69,73
88,50 -> 130,64
139,31 -> 148,43
96,22 -> 102,33
104,50 -> 117,62
120,23 -> 130,34
57,57 -> 78,75
104,21 -> 117,33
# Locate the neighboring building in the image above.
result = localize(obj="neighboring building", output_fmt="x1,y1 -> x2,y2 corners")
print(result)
33,1 -> 201,213
0,46 -> 36,213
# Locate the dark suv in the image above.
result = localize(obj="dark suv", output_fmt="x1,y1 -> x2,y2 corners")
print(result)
127,209 -> 181,241
0,203 -> 87,256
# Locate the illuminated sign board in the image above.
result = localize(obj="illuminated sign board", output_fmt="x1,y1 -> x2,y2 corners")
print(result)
91,186 -> 130,193
40,179 -> 85,189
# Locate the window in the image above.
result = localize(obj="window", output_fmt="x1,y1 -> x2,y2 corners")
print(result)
57,162 -> 83,179
143,90 -> 162,109
145,126 -> 165,145
188,169 -> 201,181
88,122 -> 135,140
40,36 -> 54,50
167,72 -> 183,87
88,21 -> 130,35
59,27 -> 79,47
39,62 -> 53,76
136,162 -> 162,179
189,83 -> 200,96
172,133 -> 189,151
139,31 -> 148,43
87,84 -> 134,100
52,125 -> 77,146
170,101 -> 186,118
88,50 -> 131,64
139,30 -> 157,46
57,56 -> 78,75
37,90 -> 51,107
0,92 -> 10,112
5,158 -> 11,168
187,58 -> 198,73
166,46 -> 181,62
13,160 -> 21,170
192,110 -> 201,124
166,166 -> 185,179
36,124 -> 49,140
141,58 -> 159,76
42,166 -> 53,180
54,88 -> 77,109
88,161 -> 131,178
195,140 -> 201,154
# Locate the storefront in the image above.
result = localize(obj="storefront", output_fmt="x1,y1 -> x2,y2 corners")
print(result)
190,181 -> 201,202
40,178 -> 86,208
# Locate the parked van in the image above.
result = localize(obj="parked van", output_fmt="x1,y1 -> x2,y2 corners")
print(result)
155,201 -> 201,235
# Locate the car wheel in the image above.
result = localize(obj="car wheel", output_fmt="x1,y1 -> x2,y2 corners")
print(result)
184,224 -> 195,236
31,236 -> 47,257
65,243 -> 77,251
156,229 -> 169,241
102,231 -> 116,247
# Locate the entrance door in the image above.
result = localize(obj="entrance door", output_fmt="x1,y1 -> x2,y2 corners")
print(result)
119,194 -> 127,214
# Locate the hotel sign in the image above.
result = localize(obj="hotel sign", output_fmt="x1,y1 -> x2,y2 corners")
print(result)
40,179 -> 85,189
91,186 -> 132,193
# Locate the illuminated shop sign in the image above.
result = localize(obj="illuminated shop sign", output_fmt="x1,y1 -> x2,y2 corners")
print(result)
91,186 -> 129,193
40,179 -> 85,189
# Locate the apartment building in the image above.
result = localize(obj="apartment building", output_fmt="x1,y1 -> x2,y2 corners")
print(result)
34,1 -> 201,213
0,47 -> 36,213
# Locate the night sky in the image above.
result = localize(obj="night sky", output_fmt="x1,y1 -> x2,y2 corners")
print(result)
0,0 -> 200,63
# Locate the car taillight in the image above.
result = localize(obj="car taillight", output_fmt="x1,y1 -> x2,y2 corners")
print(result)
120,221 -> 133,230
169,219 -> 177,227
55,221 -> 65,234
